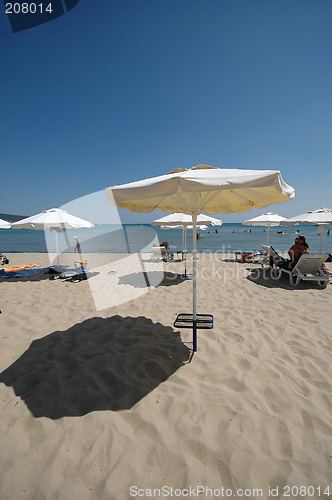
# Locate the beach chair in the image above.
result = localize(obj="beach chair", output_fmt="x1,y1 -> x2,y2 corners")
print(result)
260,245 -> 281,268
59,260 -> 88,280
279,254 -> 329,287
152,246 -> 173,262
234,250 -> 265,263
260,244 -> 288,279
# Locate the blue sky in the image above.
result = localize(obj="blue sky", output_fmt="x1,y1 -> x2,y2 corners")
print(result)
1,0 -> 331,222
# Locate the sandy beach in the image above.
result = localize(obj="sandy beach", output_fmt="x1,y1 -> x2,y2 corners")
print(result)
0,252 -> 331,499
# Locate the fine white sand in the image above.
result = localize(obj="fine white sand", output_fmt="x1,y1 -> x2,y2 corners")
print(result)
0,252 -> 331,499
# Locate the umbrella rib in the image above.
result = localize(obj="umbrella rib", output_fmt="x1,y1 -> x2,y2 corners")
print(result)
170,191 -> 196,214
198,190 -> 222,213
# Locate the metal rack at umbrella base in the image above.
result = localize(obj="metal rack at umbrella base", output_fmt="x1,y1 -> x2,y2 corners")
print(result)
174,313 -> 214,352
176,271 -> 193,280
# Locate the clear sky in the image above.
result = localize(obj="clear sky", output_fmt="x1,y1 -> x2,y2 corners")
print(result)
1,0 -> 331,223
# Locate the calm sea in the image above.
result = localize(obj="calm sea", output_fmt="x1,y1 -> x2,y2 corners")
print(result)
0,223 -> 331,255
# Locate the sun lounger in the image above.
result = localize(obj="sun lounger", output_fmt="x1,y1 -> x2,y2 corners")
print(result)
58,261 -> 88,280
261,246 -> 329,287
152,246 -> 173,261
260,245 -> 281,268
280,254 -> 329,287
235,250 -> 265,263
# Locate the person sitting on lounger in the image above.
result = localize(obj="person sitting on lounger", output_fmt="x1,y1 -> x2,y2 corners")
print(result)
288,235 -> 302,261
277,235 -> 309,270
160,241 -> 174,259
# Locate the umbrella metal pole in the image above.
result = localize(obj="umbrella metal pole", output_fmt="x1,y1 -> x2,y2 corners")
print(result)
192,213 -> 197,351
55,230 -> 60,266
267,224 -> 270,245
184,226 -> 187,277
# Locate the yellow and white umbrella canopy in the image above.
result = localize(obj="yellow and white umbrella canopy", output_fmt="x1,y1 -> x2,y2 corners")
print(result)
107,165 -> 294,215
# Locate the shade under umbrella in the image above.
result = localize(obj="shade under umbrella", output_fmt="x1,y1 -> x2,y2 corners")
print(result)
152,212 -> 222,277
106,164 -> 295,352
12,208 -> 94,264
243,212 -> 287,244
281,208 -> 332,253
0,218 -> 11,229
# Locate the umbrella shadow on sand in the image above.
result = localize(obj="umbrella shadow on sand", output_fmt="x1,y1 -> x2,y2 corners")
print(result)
118,271 -> 186,288
0,316 -> 190,419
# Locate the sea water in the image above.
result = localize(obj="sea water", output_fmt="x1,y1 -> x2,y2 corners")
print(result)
0,223 -> 331,255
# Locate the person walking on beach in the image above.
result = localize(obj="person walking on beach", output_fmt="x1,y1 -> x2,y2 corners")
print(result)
74,236 -> 81,253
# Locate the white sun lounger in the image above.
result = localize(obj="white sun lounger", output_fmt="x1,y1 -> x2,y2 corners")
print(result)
260,245 -> 280,268
261,246 -> 329,287
280,254 -> 329,287
152,246 -> 173,262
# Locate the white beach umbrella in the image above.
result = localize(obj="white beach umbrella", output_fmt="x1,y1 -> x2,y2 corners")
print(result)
0,218 -> 11,229
281,208 -> 332,253
12,208 -> 94,264
152,212 -> 222,278
106,164 -> 295,352
243,212 -> 287,244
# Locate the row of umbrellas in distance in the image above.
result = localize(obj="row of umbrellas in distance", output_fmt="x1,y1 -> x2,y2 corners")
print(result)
243,208 -> 332,252
150,209 -> 332,256
1,208 -> 332,254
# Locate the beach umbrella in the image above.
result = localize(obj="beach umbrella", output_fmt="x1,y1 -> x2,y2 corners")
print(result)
281,207 -> 332,253
12,208 -> 94,264
160,224 -> 208,264
152,212 -> 222,278
0,218 -> 11,229
106,164 -> 295,352
242,212 -> 287,244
